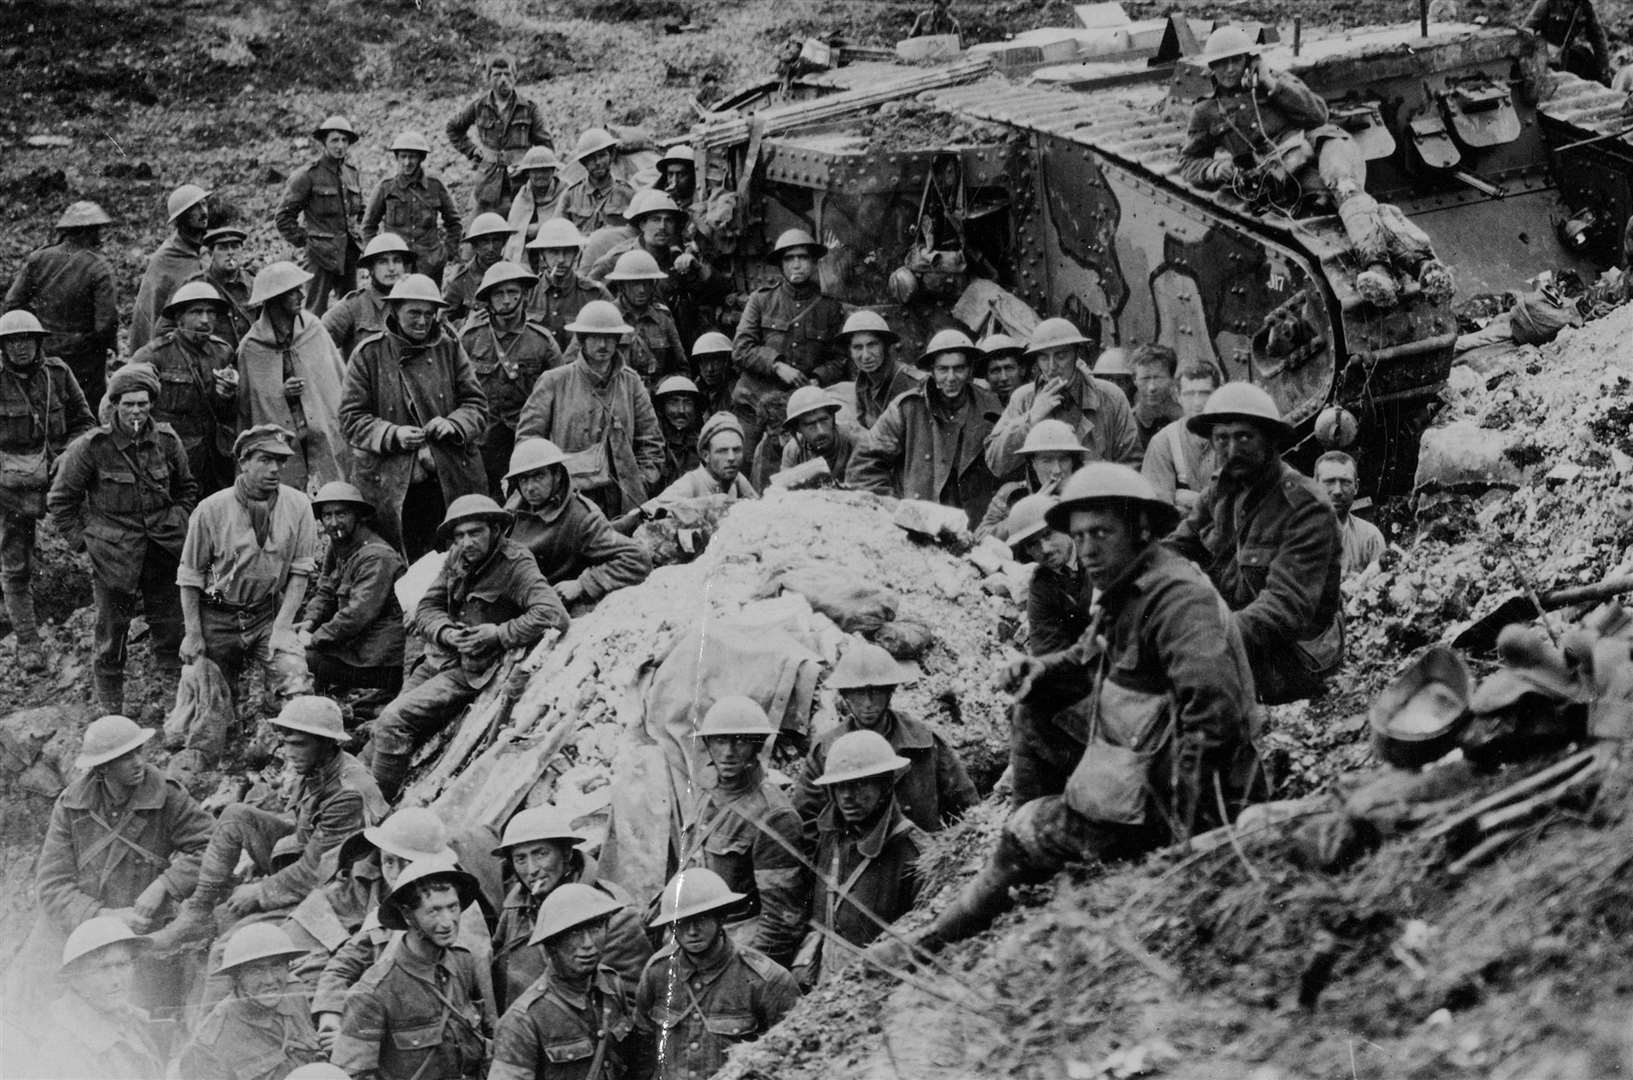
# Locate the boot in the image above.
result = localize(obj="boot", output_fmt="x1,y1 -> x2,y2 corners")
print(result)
1356,264 -> 1399,309
145,895 -> 218,955
1417,259 -> 1456,304
3,575 -> 43,673
372,750 -> 411,803
94,672 -> 125,715
864,853 -> 1025,971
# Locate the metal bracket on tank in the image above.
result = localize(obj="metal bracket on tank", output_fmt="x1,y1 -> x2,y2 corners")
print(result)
1440,75 -> 1522,149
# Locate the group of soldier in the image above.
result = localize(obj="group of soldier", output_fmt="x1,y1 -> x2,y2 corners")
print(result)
3,31 -> 1400,1080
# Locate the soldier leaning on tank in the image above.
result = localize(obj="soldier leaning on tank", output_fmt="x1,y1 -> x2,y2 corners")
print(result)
731,228 -> 846,451
48,363 -> 195,712
446,54 -> 554,217
524,217 -> 615,351
131,183 -> 211,355
364,131 -> 463,286
1165,383 -> 1344,705
1179,27 -> 1454,309
1524,0 -> 1611,84
296,481 -> 406,702
276,115 -> 365,316
172,923 -> 326,1080
869,464 -> 1261,969
1141,361 -> 1222,513
324,233 -> 413,362
1003,493 -> 1091,658
442,212 -> 515,327
128,280 -> 241,494
3,199 -> 118,408
0,311 -> 93,672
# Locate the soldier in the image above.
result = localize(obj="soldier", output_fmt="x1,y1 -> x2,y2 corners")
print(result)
128,279 -> 239,493
791,640 -> 975,835
589,189 -> 722,346
604,247 -> 686,393
363,130 -> 462,286
237,261 -> 352,495
130,183 -> 211,354
458,261 -> 563,492
652,374 -> 704,489
324,232 -> 413,361
370,495 -> 569,800
985,317 -> 1142,479
1090,346 -> 1136,405
148,696 -> 385,951
871,465 -> 1260,964
1141,361 -> 1221,512
0,310 -> 94,671
689,330 -> 735,416
1005,492 -> 1088,658
632,411 -> 757,530
1167,383 -> 1343,704
504,438 -> 651,607
173,924 -> 325,1080
180,226 -> 256,351
847,328 -> 1003,528
48,364 -> 195,710
333,857 -> 495,1080
24,917 -> 166,1080
490,883 -> 654,1080
655,143 -> 698,206
778,384 -> 854,481
973,418 -> 1089,542
835,310 -> 920,433
731,228 -> 846,452
1524,0 -> 1611,82
489,807 -> 651,1012
673,697 -> 808,967
792,730 -> 926,988
636,867 -> 800,1079
442,212 -> 515,326
976,332 -> 1027,409
558,128 -> 634,233
515,300 -> 663,519
502,145 -> 567,263
1315,450 -> 1384,578
1129,343 -> 1183,450
276,114 -> 364,315
3,199 -> 118,407
338,273 -> 490,560
524,216 -> 613,350
297,481 -> 406,701
445,54 -> 553,215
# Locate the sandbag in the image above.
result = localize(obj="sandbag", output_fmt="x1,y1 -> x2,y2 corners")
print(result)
165,658 -> 235,767
874,618 -> 934,661
1507,288 -> 1583,346
768,564 -> 900,634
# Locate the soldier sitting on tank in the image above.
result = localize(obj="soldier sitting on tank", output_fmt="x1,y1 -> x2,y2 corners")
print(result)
1179,26 -> 1454,310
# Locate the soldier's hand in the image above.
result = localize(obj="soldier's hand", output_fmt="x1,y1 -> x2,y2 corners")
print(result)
455,624 -> 502,655
180,631 -> 205,664
283,376 -> 306,399
396,425 -> 428,450
1000,656 -> 1046,700
213,367 -> 240,397
556,580 -> 585,605
102,907 -> 150,933
132,879 -> 169,923
315,1013 -> 343,1053
774,361 -> 808,388
423,417 -> 458,441
1028,378 -> 1066,424
224,883 -> 262,918
672,251 -> 699,277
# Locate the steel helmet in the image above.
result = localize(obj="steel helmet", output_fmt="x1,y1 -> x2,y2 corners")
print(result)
386,274 -> 447,306
311,114 -> 358,141
658,144 -> 695,168
388,130 -> 431,155
75,714 -> 154,770
286,1066 -> 352,1080
161,280 -> 228,317
528,217 -> 586,251
247,261 -> 314,308
366,806 -> 455,861
0,310 -> 46,339
465,212 -> 513,242
505,437 -> 571,482
495,805 -> 586,854
517,145 -> 562,172
653,374 -> 702,401
166,184 -> 211,223
476,261 -> 541,300
917,328 -> 978,368
571,127 -> 619,162
888,266 -> 920,304
1045,462 -> 1182,534
1025,317 -> 1091,355
1185,381 -> 1295,442
648,867 -> 746,927
769,227 -> 827,260
625,189 -> 686,224
564,299 -> 633,336
782,385 -> 842,429
270,833 -> 303,869
691,330 -> 732,357
269,695 -> 350,743
362,232 -> 414,264
529,882 -> 623,945
1005,492 -> 1059,553
60,915 -> 149,973
214,922 -> 307,976
1202,25 -> 1261,64
979,332 -> 1024,357
815,729 -> 910,786
833,309 -> 898,346
380,855 -> 481,931
310,480 -> 373,517
56,200 -> 113,229
828,640 -> 912,690
605,249 -> 668,283
1091,347 -> 1132,377
693,695 -> 775,739
1020,419 -> 1089,458
437,493 -> 512,545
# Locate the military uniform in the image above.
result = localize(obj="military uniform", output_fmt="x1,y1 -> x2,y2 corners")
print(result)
791,710 -> 976,837
445,91 -> 553,214
656,418 -> 700,490
181,266 -> 256,351
333,941 -> 494,1080
442,257 -> 502,328
301,521 -> 406,693
364,172 -> 462,285
847,380 -> 1004,529
507,482 -> 651,604
3,239 -> 117,406
323,285 -> 392,362
23,990 -> 167,1080
633,939 -> 799,1080
778,426 -> 856,484
276,155 -> 365,314
173,992 -> 325,1080
618,299 -> 686,395
985,372 -> 1142,479
458,311 -> 563,491
527,274 -> 613,351
491,875 -> 651,1011
730,280 -> 845,453
490,966 -> 648,1080
126,329 -> 238,492
558,177 -> 634,234
798,797 -> 924,982
130,231 -> 203,354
